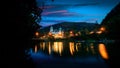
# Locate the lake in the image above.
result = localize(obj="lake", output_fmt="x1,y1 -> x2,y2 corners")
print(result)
25,40 -> 113,68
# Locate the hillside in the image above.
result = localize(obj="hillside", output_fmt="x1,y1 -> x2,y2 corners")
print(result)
39,22 -> 99,34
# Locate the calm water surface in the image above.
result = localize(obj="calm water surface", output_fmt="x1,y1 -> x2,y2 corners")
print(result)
26,40 -> 110,68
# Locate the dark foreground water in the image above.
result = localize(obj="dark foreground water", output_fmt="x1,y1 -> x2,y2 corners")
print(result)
25,40 -> 113,68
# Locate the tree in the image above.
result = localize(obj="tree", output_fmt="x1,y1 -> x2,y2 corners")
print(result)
101,3 -> 120,40
4,0 -> 56,67
100,2 -> 120,68
4,0 -> 42,67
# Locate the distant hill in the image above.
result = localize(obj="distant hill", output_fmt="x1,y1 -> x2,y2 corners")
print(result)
39,22 -> 99,34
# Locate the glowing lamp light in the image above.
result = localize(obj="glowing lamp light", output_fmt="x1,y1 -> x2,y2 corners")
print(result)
89,31 -> 94,34
49,32 -> 52,36
35,32 -> 39,36
96,31 -> 102,34
70,31 -> 73,34
100,27 -> 105,31
75,33 -> 78,36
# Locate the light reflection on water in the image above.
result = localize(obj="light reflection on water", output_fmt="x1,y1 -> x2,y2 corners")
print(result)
52,42 -> 63,56
26,41 -> 111,68
69,42 -> 75,55
25,40 -> 115,68
98,43 -> 109,60
31,41 -> 109,59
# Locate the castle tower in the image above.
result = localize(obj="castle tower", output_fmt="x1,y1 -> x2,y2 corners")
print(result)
50,26 -> 53,32
59,27 -> 62,32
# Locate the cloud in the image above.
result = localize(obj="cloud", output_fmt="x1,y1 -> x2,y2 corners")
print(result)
41,20 -> 65,23
37,0 -> 100,11
41,9 -> 84,17
37,0 -> 120,27
42,10 -> 67,15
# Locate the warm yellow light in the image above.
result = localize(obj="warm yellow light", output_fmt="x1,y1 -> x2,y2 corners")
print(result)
69,31 -> 74,37
43,42 -> 45,50
53,42 -> 63,56
35,32 -> 39,36
48,32 -> 52,36
100,27 -> 105,31
69,42 -> 75,55
75,33 -> 78,36
89,31 -> 94,34
98,43 -> 109,59
78,31 -> 81,35
59,32 -> 62,35
91,45 -> 94,49
96,31 -> 102,34
48,42 -> 51,55
40,42 -> 45,50
53,42 -> 58,52
70,31 -> 73,34
58,42 -> 63,56
35,45 -> 37,53
76,45 -> 78,52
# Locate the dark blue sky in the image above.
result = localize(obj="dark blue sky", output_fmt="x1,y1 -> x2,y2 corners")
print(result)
36,0 -> 120,27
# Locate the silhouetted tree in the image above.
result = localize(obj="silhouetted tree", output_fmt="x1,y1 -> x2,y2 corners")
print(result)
100,2 -> 120,68
4,0 -> 55,68
4,0 -> 42,68
101,2 -> 120,40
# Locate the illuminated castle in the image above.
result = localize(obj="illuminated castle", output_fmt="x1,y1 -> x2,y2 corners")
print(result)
49,26 -> 64,38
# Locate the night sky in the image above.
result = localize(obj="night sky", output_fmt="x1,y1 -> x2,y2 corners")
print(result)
36,0 -> 120,27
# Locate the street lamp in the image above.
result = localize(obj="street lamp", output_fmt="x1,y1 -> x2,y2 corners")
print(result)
35,32 -> 39,37
100,27 -> 105,32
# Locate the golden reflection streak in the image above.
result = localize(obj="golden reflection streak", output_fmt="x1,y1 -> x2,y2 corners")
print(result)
43,42 -> 45,50
40,42 -> 45,50
76,43 -> 81,52
76,45 -> 78,52
58,42 -> 63,56
48,42 -> 51,55
91,45 -> 94,49
89,43 -> 96,54
35,45 -> 37,53
86,47 -> 89,52
53,42 -> 58,53
40,43 -> 42,49
53,42 -> 63,56
98,43 -> 109,59
69,42 -> 75,55
76,43 -> 80,52
90,45 -> 95,54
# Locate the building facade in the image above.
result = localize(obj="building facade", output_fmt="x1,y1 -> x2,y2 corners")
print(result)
49,26 -> 64,38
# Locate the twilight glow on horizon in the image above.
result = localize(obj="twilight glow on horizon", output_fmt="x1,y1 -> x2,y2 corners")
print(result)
36,0 -> 120,27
